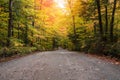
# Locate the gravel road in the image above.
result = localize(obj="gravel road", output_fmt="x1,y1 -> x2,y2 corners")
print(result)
0,50 -> 120,80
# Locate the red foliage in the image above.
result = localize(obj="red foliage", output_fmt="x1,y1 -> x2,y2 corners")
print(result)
43,0 -> 54,7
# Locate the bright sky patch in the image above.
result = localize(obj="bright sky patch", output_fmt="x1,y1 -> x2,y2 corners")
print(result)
54,0 -> 66,8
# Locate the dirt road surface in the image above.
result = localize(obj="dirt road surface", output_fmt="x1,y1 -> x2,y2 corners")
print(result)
0,50 -> 120,80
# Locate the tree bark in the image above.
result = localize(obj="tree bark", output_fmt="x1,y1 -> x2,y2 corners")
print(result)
7,0 -> 13,46
110,0 -> 117,42
94,22 -> 97,35
24,24 -> 29,45
105,0 -> 108,34
95,0 -> 103,38
72,15 -> 77,45
40,0 -> 43,10
67,0 -> 77,47
11,24 -> 14,36
17,23 -> 20,39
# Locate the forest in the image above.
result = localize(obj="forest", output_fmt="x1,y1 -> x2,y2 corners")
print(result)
0,0 -> 120,59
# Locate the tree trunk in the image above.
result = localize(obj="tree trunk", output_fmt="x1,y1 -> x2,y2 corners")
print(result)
72,15 -> 77,46
110,0 -> 117,42
105,0 -> 108,34
7,0 -> 13,46
24,24 -> 28,45
11,24 -> 14,36
67,0 -> 77,47
40,0 -> 43,10
17,23 -> 20,39
95,0 -> 103,38
52,37 -> 56,49
94,22 -> 97,35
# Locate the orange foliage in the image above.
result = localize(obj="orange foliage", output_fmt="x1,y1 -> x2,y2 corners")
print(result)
43,0 -> 54,7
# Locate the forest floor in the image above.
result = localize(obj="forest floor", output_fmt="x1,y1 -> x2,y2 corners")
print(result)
0,50 -> 120,80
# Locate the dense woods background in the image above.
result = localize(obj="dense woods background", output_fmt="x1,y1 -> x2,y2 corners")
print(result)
0,0 -> 120,59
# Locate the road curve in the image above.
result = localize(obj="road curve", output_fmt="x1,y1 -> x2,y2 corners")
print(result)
0,50 -> 120,80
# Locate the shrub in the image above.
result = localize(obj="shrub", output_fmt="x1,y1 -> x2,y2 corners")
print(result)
0,47 -> 37,58
10,38 -> 24,47
0,47 -> 9,57
34,44 -> 44,51
103,42 -> 120,58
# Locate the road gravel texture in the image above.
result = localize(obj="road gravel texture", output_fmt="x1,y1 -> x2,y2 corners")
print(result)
0,50 -> 120,80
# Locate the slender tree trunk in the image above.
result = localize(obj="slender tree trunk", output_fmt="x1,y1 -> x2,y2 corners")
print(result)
7,0 -> 13,46
52,37 -> 56,49
31,22 -> 34,46
105,0 -> 108,34
67,0 -> 77,48
32,21 -> 34,27
94,22 -> 97,35
17,23 -> 20,39
110,0 -> 117,42
72,15 -> 77,45
95,0 -> 103,38
40,0 -> 43,10
11,25 -> 14,36
24,24 -> 28,45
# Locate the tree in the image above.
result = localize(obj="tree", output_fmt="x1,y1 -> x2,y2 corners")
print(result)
104,0 -> 108,35
95,0 -> 103,38
67,0 -> 77,50
110,0 -> 117,42
7,0 -> 13,46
